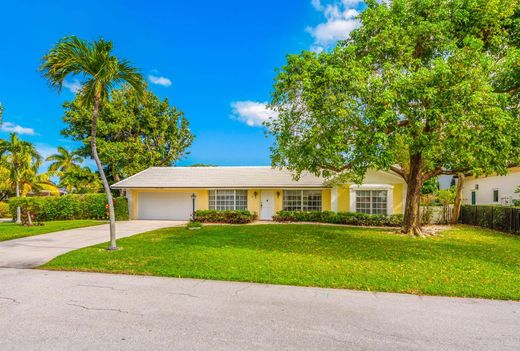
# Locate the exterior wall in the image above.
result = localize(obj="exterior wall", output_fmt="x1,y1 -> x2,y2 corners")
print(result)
322,189 -> 331,211
127,182 -> 407,219
337,185 -> 351,212
462,168 -> 520,205
392,183 -> 404,214
274,190 -> 283,213
247,189 -> 261,216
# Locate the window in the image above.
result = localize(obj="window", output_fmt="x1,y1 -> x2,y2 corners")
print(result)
283,190 -> 322,211
493,189 -> 499,203
471,191 -> 476,205
209,190 -> 248,210
355,190 -> 388,215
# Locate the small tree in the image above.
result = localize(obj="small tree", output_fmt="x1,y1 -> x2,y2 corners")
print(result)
268,0 -> 520,236
40,36 -> 145,249
0,134 -> 42,223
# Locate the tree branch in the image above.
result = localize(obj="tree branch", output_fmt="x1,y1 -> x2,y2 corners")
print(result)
386,119 -> 410,134
496,86 -> 520,95
389,165 -> 406,179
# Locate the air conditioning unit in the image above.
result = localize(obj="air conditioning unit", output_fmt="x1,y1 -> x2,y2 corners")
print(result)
501,196 -> 513,206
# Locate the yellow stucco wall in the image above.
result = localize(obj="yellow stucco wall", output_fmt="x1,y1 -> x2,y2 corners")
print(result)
337,185 -> 351,212
129,185 -> 405,218
322,189 -> 331,211
392,183 -> 404,214
247,189 -> 261,215
274,190 -> 283,213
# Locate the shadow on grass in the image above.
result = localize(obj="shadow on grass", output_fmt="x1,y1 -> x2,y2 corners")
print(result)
149,224 -> 520,269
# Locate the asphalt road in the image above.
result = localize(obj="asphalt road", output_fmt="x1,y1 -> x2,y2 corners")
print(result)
0,268 -> 518,350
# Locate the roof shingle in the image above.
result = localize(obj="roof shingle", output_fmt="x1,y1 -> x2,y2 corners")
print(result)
111,166 -> 327,189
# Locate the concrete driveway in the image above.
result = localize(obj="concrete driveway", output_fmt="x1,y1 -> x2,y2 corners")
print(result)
0,220 -> 185,268
0,268 -> 518,351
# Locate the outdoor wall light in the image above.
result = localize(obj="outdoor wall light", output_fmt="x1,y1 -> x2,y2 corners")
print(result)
276,191 -> 280,198
253,191 -> 258,199
191,193 -> 197,220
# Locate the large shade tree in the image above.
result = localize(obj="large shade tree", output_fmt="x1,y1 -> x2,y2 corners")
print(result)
61,86 -> 194,183
268,0 -> 520,236
40,36 -> 145,249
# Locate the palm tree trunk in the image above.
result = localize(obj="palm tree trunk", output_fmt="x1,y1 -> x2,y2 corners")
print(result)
15,179 -> 21,224
91,94 -> 117,250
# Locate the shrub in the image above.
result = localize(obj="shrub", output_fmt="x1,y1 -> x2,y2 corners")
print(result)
193,210 -> 256,224
186,221 -> 203,229
8,194 -> 128,222
0,202 -> 9,218
272,210 -> 403,227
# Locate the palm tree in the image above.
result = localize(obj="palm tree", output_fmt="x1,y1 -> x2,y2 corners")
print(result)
46,146 -> 83,176
60,166 -> 102,194
0,133 -> 42,223
40,36 -> 145,250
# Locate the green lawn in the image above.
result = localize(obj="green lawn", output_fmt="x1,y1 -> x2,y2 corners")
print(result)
42,224 -> 520,300
0,220 -> 105,242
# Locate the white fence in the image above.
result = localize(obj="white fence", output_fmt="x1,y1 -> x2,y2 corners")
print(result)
420,205 -> 454,224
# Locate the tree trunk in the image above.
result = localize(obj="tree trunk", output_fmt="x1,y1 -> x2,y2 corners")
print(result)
91,94 -> 117,250
27,210 -> 33,226
402,154 -> 425,237
452,173 -> 465,224
15,180 -> 21,224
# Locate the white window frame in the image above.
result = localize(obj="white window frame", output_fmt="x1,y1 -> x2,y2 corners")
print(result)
209,189 -> 248,210
350,184 -> 393,215
282,190 -> 322,211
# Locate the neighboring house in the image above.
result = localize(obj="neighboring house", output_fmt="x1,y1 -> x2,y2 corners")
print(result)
461,167 -> 520,206
111,166 -> 407,221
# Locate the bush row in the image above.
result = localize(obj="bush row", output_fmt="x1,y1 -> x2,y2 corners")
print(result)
273,210 -> 403,227
0,202 -> 9,218
8,194 -> 129,221
193,210 -> 256,224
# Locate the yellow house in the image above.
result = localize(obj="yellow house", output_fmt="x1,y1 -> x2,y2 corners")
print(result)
111,166 -> 406,220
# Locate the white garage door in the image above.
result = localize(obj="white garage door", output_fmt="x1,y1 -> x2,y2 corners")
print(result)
137,192 -> 192,220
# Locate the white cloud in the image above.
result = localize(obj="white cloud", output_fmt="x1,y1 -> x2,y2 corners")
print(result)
230,101 -> 278,127
307,0 -> 362,49
63,79 -> 82,93
148,74 -> 172,87
1,122 -> 35,135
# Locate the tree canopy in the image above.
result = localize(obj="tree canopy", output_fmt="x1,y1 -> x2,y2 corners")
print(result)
61,86 -> 194,183
268,0 -> 520,235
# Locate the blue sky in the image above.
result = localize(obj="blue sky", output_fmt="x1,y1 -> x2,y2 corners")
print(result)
0,0 -> 364,168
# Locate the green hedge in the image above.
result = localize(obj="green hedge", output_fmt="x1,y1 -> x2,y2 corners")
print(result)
8,194 -> 129,221
193,210 -> 256,224
273,210 -> 403,227
0,202 -> 9,218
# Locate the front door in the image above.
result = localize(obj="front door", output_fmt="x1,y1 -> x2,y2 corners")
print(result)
260,190 -> 275,220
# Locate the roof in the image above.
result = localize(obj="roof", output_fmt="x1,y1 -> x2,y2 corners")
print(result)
111,166 -> 328,189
